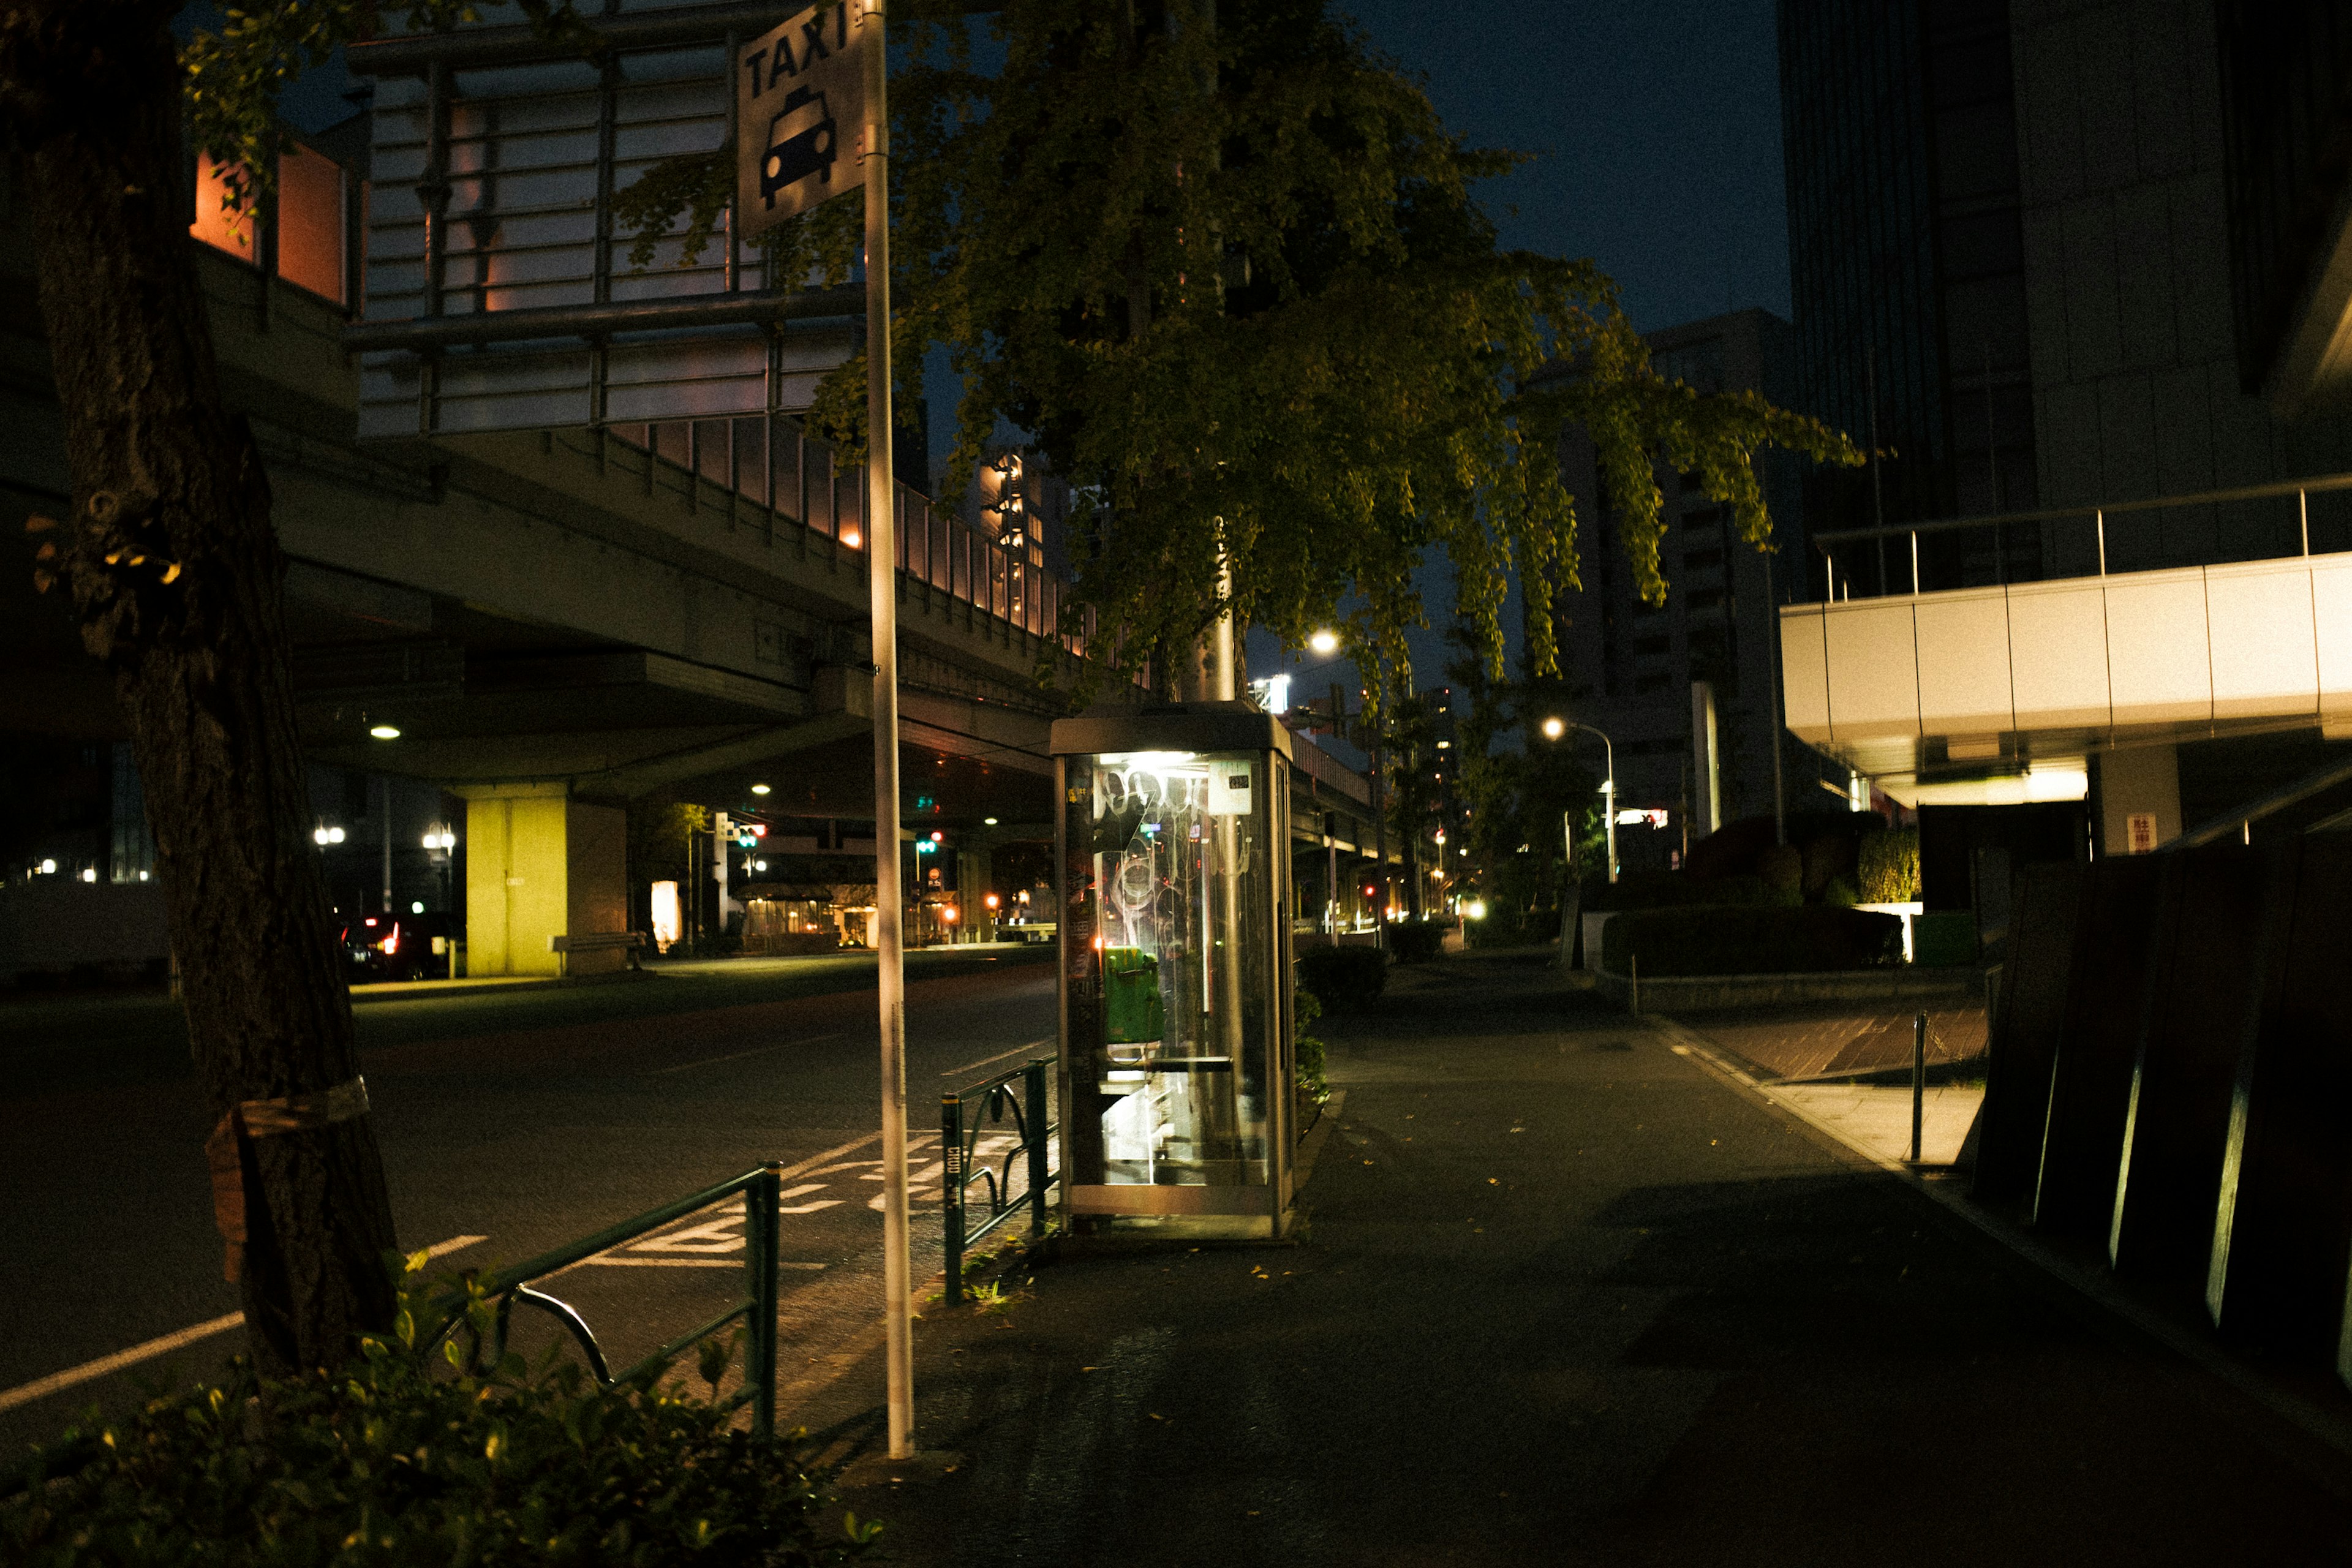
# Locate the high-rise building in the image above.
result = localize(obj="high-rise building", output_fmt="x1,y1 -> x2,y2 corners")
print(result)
1546,309 -> 1814,868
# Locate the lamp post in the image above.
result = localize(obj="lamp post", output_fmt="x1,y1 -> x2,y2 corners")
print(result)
1540,716 -> 1618,885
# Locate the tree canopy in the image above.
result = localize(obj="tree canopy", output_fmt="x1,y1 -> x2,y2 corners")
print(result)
183,0 -> 1860,701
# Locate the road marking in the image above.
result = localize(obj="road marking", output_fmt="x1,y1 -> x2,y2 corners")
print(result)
0,1234 -> 488,1416
582,1257 -> 829,1270
940,1036 -> 1055,1079
644,1033 -> 843,1076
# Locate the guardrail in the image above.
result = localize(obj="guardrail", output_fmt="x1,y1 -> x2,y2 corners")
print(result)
1,1166 -> 791,1503
429,1164 -> 785,1437
942,1055 -> 1058,1305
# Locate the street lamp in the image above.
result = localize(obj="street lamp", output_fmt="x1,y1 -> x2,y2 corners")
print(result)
1540,717 -> 1618,884
1308,628 -> 1340,655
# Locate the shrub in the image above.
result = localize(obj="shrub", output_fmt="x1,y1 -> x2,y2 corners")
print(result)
1758,844 -> 1804,905
1384,921 -> 1446,963
1600,904 -> 1903,976
1857,826 -> 1921,903
1,1258 -> 876,1567
1295,944 -> 1386,1009
1294,987 -> 1328,1115
1583,872 -> 1772,914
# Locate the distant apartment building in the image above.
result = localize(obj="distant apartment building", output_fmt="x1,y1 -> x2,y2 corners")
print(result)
1775,0 -> 2352,892
1546,309 -> 1815,870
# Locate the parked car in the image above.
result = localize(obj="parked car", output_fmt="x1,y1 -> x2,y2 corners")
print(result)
340,913 -> 453,983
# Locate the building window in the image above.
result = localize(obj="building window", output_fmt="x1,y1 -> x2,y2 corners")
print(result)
1634,634 -> 1671,656
1684,546 -> 1724,571
1687,587 -> 1727,611
190,143 -> 352,307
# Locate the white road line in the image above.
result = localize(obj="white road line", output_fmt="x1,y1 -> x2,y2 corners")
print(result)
940,1036 -> 1056,1079
644,1033 -> 843,1077
582,1257 -> 829,1270
0,1234 -> 488,1416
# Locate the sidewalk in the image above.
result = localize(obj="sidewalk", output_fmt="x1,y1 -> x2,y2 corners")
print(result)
810,953 -> 2352,1567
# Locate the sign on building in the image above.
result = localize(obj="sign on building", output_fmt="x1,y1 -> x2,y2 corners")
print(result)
736,1 -> 864,237
346,2 -> 859,439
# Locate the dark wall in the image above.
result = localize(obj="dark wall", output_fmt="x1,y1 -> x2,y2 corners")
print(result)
1918,801 -> 2087,926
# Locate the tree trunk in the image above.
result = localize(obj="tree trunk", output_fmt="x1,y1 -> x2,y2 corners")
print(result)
7,0 -> 399,1374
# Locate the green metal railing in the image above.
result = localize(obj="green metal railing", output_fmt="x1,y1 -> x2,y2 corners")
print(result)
2,1165 -> 790,1503
942,1055 -> 1058,1305
428,1163 -> 784,1436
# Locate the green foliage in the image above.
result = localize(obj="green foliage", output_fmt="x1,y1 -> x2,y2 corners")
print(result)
1758,843 -> 1804,905
1601,905 -> 1904,978
1,1257 -> 875,1567
1295,945 -> 1386,1011
1857,826 -> 1921,903
178,0 -> 1861,696
1292,986 -> 1327,1109
1384,920 -> 1446,963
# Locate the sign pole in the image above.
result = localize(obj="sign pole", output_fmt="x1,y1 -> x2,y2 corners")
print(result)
858,0 -> 914,1463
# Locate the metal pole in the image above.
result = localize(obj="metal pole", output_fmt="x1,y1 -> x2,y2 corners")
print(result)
1767,552 -> 1787,848
1910,1013 -> 1926,1164
940,1093 -> 964,1306
749,1163 -> 780,1438
1601,732 -> 1618,884
859,0 -> 914,1461
1024,1058 -> 1050,1236
2301,489 -> 2310,556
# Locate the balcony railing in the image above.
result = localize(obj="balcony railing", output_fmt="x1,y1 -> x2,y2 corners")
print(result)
606,419 -> 1093,655
1803,472 -> 2352,605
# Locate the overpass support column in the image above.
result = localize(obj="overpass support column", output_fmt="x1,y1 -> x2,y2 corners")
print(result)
457,784 -> 629,976
2097,744 -> 2182,856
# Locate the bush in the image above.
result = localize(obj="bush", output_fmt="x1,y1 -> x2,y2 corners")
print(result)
1294,987 -> 1328,1114
1758,844 -> 1804,905
1857,826 -> 1921,903
1600,904 -> 1903,977
1295,944 -> 1386,1009
1582,872 -> 1773,914
1384,921 -> 1446,963
1,1257 -> 876,1567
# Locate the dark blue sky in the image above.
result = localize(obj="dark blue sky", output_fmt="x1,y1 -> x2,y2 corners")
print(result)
1342,0 -> 1790,331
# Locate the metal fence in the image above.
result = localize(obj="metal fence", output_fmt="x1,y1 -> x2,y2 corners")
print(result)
1807,471 -> 2352,605
429,1163 -> 786,1436
941,1055 -> 1059,1305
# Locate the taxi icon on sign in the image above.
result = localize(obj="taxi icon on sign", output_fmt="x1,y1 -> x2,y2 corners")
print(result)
761,86 -> 837,207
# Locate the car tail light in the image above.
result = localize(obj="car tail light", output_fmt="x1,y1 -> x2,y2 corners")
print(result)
382,925 -> 399,955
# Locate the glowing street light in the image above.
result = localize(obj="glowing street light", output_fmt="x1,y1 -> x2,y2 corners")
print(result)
1308,629 -> 1340,655
751,783 -> 772,795
369,724 -> 401,740
313,826 -> 345,846
1539,717 -> 1616,884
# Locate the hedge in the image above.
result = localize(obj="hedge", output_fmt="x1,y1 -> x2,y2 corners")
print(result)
1,1258 -> 875,1567
1384,920 -> 1446,963
1295,944 -> 1387,1009
1600,904 -> 1903,977
1580,872 -> 1773,914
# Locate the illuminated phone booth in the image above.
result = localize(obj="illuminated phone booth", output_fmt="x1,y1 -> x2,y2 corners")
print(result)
1050,705 -> 1298,1237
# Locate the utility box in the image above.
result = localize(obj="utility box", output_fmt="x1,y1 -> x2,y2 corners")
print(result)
1050,703 -> 1298,1236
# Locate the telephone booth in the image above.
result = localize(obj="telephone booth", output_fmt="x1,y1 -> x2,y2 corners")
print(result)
1050,704 -> 1298,1237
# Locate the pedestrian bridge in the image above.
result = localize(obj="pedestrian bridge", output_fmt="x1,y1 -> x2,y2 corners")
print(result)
1782,541 -> 2352,809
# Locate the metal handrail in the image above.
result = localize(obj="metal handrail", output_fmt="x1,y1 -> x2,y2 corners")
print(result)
3,1165 -> 790,1503
1809,470 -> 2352,548
941,1055 -> 1059,1305
427,1163 -> 784,1437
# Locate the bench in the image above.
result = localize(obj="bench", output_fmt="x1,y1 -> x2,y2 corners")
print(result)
548,930 -> 648,974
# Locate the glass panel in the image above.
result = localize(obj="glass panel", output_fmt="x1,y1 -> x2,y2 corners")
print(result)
276,146 -> 346,303
1071,750 -> 1268,1186
190,154 -> 261,262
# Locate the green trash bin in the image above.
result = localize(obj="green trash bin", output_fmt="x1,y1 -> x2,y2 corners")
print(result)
1102,946 -> 1163,1044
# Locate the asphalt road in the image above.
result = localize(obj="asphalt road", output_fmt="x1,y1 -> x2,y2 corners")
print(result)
0,946 -> 1058,1457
